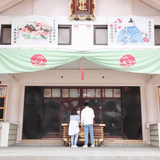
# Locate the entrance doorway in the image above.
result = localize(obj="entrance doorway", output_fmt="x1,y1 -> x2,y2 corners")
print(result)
22,86 -> 142,140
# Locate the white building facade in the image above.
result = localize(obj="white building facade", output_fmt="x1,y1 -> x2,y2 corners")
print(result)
0,0 -> 160,147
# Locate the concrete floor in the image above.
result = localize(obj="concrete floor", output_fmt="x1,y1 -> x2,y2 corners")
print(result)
0,146 -> 160,160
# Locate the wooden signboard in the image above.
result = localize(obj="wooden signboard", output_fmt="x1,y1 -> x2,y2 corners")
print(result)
69,0 -> 96,20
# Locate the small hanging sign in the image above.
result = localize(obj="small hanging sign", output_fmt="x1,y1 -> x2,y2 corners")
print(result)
69,0 -> 96,20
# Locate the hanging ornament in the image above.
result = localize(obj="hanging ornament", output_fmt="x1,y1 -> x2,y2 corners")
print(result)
81,66 -> 84,80
81,57 -> 84,80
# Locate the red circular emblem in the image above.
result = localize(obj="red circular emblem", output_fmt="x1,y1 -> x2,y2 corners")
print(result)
143,37 -> 149,42
31,54 -> 47,67
119,55 -> 136,68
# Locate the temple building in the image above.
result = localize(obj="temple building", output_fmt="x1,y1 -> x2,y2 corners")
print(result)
0,0 -> 160,147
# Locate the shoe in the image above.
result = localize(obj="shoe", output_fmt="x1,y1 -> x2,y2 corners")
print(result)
82,145 -> 88,148
71,145 -> 74,147
90,144 -> 94,148
73,145 -> 78,147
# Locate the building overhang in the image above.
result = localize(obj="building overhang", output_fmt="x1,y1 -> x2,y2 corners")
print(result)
141,0 -> 160,11
0,0 -> 24,13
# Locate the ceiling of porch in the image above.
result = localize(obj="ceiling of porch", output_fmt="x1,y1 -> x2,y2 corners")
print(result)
52,58 -> 111,70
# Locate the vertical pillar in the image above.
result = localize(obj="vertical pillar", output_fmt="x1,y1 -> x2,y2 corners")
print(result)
8,83 -> 20,123
78,25 -> 87,48
157,86 -> 160,122
86,25 -> 92,46
73,25 -> 92,49
17,85 -> 25,142
73,25 -> 79,46
1,123 -> 9,147
145,84 -> 156,124
140,86 -> 147,142
145,84 -> 157,142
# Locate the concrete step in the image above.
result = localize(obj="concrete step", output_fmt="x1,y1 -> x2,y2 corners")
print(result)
14,139 -> 63,147
103,140 -> 150,147
14,143 -> 63,147
14,139 -> 150,147
103,143 -> 150,147
0,146 -> 160,160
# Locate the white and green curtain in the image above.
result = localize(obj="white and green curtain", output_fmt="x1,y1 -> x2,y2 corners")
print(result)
0,48 -> 160,74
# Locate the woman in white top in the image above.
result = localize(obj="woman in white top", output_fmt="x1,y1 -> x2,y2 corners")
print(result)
68,109 -> 80,147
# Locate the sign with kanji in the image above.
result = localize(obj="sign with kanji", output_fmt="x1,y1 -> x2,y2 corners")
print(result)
12,15 -> 58,45
69,0 -> 96,20
108,16 -> 154,46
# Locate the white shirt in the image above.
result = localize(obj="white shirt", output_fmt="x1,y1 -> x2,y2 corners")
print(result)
81,107 -> 95,125
68,115 -> 80,135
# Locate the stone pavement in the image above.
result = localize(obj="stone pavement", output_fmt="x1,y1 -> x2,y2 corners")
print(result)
0,146 -> 160,160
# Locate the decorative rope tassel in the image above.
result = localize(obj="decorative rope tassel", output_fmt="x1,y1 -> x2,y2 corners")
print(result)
81,58 -> 84,80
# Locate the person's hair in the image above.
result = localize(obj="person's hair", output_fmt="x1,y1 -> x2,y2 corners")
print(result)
84,102 -> 89,107
71,109 -> 77,115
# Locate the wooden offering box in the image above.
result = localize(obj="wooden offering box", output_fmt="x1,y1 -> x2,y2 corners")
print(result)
61,123 -> 105,147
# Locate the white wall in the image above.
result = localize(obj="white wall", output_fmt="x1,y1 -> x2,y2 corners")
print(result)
0,0 -> 32,16
17,70 -> 146,85
0,0 -> 160,17
33,0 -> 69,16
133,0 -> 160,16
1,0 -> 160,37
96,0 -> 132,17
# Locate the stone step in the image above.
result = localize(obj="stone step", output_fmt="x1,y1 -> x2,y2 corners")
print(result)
103,140 -> 150,147
14,139 -> 63,147
103,143 -> 150,147
15,140 -> 63,143
0,146 -> 159,160
14,143 -> 63,147
14,140 -> 150,147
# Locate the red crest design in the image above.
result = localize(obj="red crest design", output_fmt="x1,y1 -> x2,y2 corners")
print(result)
119,55 -> 136,68
31,54 -> 47,67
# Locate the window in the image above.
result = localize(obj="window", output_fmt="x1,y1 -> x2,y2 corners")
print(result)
94,25 -> 108,45
1,25 -> 11,45
155,25 -> 160,45
0,86 -> 7,121
58,25 -> 72,45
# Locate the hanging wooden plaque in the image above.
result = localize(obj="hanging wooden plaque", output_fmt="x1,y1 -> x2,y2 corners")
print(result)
69,0 -> 96,20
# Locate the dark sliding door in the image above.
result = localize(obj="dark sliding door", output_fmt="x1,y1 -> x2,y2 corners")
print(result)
122,87 -> 142,139
23,86 -> 43,139
22,86 -> 142,140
